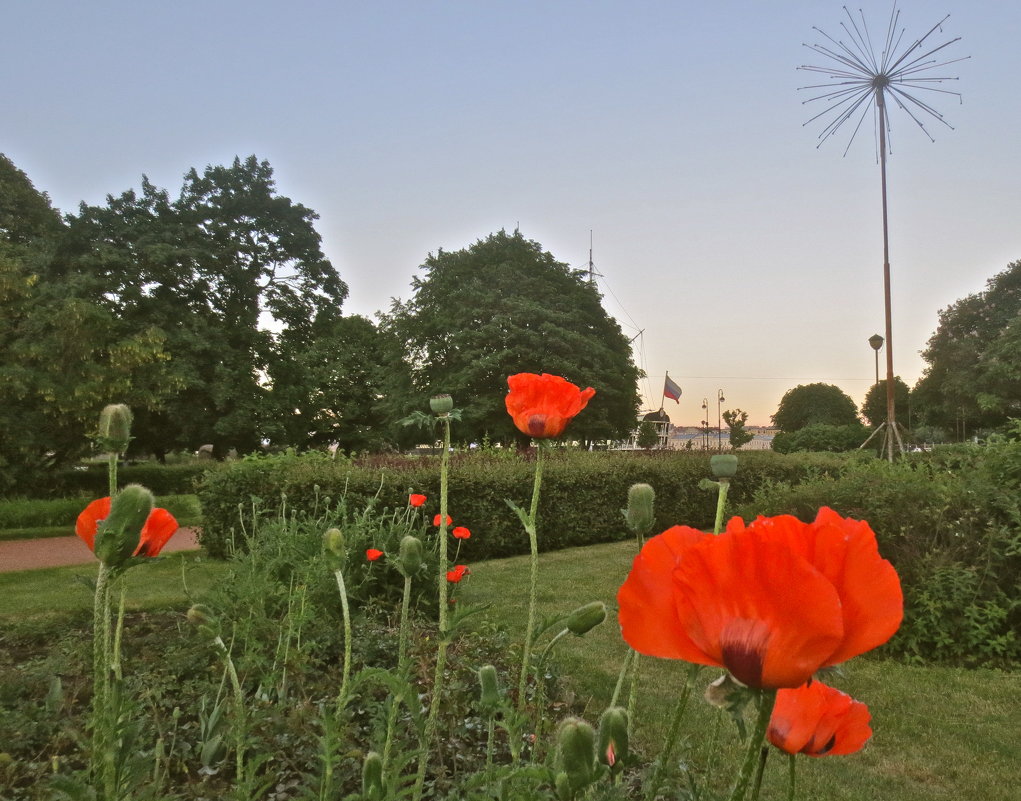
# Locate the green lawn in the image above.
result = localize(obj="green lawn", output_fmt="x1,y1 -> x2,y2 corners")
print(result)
461,540 -> 1021,801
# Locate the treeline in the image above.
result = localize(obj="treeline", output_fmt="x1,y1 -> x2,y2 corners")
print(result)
0,154 -> 640,493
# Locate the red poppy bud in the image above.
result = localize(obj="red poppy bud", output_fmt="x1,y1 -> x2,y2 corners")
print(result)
366,548 -> 384,562
597,706 -> 629,770
409,493 -> 427,507
452,526 -> 471,540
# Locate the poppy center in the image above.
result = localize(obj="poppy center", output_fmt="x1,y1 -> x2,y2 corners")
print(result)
720,618 -> 770,688
527,414 -> 548,437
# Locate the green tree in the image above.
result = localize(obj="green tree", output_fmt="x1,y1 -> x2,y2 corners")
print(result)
60,156 -> 350,458
771,383 -> 859,433
0,156 -> 172,489
862,377 -> 911,428
381,230 -> 642,444
913,260 -> 1021,434
771,423 -> 869,454
636,421 -> 659,450
722,408 -> 754,450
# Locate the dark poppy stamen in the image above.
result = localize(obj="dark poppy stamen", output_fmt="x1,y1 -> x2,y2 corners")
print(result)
720,619 -> 770,688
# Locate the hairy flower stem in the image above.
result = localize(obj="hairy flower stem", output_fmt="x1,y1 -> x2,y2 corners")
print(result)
610,648 -> 635,707
383,574 -> 414,769
90,563 -> 111,792
713,478 -> 731,535
786,754 -> 797,801
727,690 -> 777,801
750,746 -> 769,801
108,452 -> 118,498
516,442 -> 546,715
332,568 -> 353,705
412,414 -> 452,801
213,635 -> 247,790
645,662 -> 699,801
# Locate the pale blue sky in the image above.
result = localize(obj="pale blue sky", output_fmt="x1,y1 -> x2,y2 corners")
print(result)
5,1 -> 1018,425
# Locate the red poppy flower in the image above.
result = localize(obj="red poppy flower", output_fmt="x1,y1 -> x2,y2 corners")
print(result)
768,681 -> 872,757
446,564 -> 469,583
409,493 -> 427,508
505,373 -> 595,439
75,497 -> 179,558
616,508 -> 902,689
366,548 -> 384,561
434,514 -> 453,527
452,526 -> 471,540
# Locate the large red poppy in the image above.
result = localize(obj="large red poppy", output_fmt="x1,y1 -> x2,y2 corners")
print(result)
768,680 -> 872,757
616,508 -> 902,689
505,373 -> 595,439
75,497 -> 180,558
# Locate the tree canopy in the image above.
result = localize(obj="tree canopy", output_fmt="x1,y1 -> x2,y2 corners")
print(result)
771,383 -> 859,433
861,377 -> 911,429
381,230 -> 642,443
913,259 -> 1021,434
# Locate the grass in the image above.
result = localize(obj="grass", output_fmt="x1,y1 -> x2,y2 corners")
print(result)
461,540 -> 1021,801
0,493 -> 203,540
1,538 -> 1017,800
0,552 -> 228,620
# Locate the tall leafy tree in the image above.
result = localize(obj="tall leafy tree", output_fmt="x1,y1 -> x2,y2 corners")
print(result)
61,156 -> 350,458
381,230 -> 642,443
862,377 -> 911,428
913,260 -> 1021,434
722,408 -> 754,450
771,383 -> 859,433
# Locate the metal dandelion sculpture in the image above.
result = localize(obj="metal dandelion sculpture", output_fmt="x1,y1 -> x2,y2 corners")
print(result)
798,3 -> 967,461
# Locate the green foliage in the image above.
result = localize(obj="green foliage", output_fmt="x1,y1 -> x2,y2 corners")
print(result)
771,422 -> 870,453
196,449 -> 848,559
0,494 -> 202,530
634,421 -> 659,450
736,441 -> 1021,667
379,230 -> 642,445
914,259 -> 1021,433
771,382 -> 860,432
722,408 -> 754,450
861,376 -> 912,427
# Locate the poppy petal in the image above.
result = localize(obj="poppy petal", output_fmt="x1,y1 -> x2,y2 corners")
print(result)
134,508 -> 179,557
768,681 -> 872,757
617,525 -> 711,660
671,531 -> 845,688
75,497 -> 111,552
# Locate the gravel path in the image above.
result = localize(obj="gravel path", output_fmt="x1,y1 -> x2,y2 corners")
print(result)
0,527 -> 201,573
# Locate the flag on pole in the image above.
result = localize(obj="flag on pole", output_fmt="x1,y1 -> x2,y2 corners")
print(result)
663,373 -> 682,403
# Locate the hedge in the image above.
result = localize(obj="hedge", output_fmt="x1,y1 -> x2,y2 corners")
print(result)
4,462 -> 218,500
195,449 -> 848,559
0,494 -> 203,530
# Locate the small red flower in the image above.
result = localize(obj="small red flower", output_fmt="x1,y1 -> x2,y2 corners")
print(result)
75,497 -> 179,558
505,373 -> 595,439
452,526 -> 471,540
446,564 -> 469,583
366,548 -> 384,562
409,493 -> 427,508
616,508 -> 902,689
768,681 -> 872,757
434,514 -> 453,527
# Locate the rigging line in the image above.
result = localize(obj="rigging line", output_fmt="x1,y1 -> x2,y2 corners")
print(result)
595,273 -> 643,333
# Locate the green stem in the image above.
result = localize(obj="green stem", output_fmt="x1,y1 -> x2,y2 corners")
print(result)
610,649 -> 635,708
107,452 -> 118,497
383,574 -> 414,769
214,636 -> 246,790
750,746 -> 769,801
645,662 -> 699,801
727,690 -> 777,801
626,652 -> 641,733
412,414 -> 452,801
786,753 -> 797,801
90,562 -> 111,789
516,442 -> 545,714
713,478 -> 731,535
332,569 -> 353,705
112,583 -> 126,682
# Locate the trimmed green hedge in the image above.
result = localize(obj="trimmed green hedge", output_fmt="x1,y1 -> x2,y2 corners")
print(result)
0,494 -> 203,531
196,449 -> 848,559
4,462 -> 217,500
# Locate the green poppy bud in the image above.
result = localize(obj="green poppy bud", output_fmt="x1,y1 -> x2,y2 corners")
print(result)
554,772 -> 573,801
478,664 -> 501,711
97,403 -> 132,453
429,394 -> 454,414
556,717 -> 596,794
94,484 -> 153,566
186,604 -> 221,639
323,527 -> 347,570
565,601 -> 607,636
362,751 -> 384,800
625,483 -> 655,534
398,535 -> 424,576
710,453 -> 739,478
596,706 -> 629,770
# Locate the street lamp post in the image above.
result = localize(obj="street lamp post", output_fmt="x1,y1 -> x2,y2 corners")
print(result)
701,398 -> 709,451
717,389 -> 726,451
868,334 -> 884,386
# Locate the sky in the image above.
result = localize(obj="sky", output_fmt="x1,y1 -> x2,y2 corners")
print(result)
5,1 -> 1019,426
